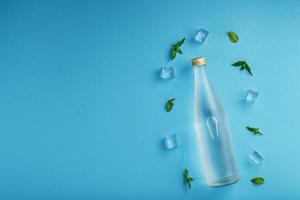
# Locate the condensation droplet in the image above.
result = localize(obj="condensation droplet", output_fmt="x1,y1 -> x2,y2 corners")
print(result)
57,69 -> 64,75
28,94 -> 35,100
78,109 -> 84,114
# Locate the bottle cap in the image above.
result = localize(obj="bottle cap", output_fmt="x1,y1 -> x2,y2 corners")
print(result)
191,57 -> 206,67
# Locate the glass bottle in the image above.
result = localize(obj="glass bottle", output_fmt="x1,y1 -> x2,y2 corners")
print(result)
192,57 -> 239,187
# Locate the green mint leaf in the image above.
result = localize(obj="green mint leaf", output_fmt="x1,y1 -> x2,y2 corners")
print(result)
171,50 -> 177,60
170,38 -> 185,60
246,127 -> 262,135
232,61 -> 245,66
166,98 -> 175,112
228,31 -> 239,43
244,62 -> 253,76
245,66 -> 253,76
187,177 -> 194,189
232,61 -> 253,76
166,102 -> 173,112
246,127 -> 257,132
187,179 -> 192,189
169,98 -> 175,102
251,177 -> 264,185
175,47 -> 183,54
183,169 -> 189,178
183,168 -> 194,190
174,38 -> 185,48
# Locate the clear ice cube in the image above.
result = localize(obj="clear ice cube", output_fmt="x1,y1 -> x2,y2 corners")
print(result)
248,149 -> 264,165
160,67 -> 175,80
194,28 -> 209,43
163,134 -> 177,150
206,116 -> 219,140
246,89 -> 259,103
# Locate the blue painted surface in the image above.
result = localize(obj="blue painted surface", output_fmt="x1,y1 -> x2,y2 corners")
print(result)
0,0 -> 299,199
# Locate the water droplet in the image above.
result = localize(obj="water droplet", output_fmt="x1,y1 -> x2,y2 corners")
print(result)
206,116 -> 219,140
28,94 -> 35,100
180,133 -> 196,162
57,69 -> 64,75
78,109 -> 84,114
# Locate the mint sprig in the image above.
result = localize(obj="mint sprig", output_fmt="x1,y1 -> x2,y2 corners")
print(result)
251,177 -> 264,185
246,127 -> 262,135
228,31 -> 239,43
232,60 -> 253,76
166,98 -> 175,112
171,38 -> 185,60
183,169 -> 194,189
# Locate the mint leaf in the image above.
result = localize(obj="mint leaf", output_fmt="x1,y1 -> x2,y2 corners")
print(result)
244,62 -> 253,76
171,38 -> 185,60
175,47 -> 182,54
187,179 -> 192,189
246,127 -> 262,135
228,31 -> 239,43
166,98 -> 175,112
251,177 -> 264,185
231,61 -> 253,76
171,50 -> 177,60
174,38 -> 185,48
232,61 -> 244,66
183,168 -> 194,190
183,169 -> 189,178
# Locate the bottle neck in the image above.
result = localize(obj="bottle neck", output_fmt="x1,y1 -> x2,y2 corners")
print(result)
193,65 -> 209,92
193,65 -> 207,78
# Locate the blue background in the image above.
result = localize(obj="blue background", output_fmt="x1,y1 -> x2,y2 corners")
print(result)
0,0 -> 299,199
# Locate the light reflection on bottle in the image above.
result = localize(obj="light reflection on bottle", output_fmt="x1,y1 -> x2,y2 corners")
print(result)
206,116 -> 219,140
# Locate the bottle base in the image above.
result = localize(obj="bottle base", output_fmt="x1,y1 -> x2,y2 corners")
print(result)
207,175 -> 239,187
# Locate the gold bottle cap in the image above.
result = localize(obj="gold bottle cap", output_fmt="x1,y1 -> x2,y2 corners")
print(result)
191,57 -> 206,67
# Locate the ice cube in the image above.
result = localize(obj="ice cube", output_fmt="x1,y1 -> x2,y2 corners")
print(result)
160,67 -> 175,80
194,28 -> 209,43
248,149 -> 264,165
163,134 -> 177,150
181,133 -> 195,161
246,89 -> 259,103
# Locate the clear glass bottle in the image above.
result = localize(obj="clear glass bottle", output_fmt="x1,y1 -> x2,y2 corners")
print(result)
192,57 -> 239,187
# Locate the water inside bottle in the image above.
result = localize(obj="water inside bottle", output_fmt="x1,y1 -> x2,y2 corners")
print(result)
194,66 -> 239,187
